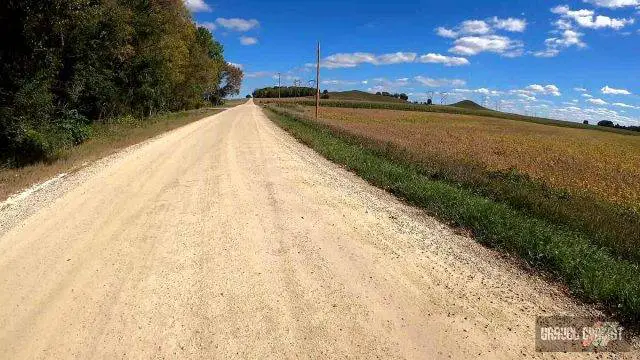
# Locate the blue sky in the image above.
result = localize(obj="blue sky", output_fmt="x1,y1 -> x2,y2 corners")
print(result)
186,0 -> 640,125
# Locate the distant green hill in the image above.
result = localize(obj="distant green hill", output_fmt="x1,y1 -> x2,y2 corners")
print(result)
449,100 -> 489,110
327,90 -> 408,103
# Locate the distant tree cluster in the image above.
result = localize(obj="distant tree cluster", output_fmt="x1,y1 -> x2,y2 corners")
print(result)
252,86 -> 318,98
0,0 -> 242,166
598,120 -> 640,132
375,92 -> 409,101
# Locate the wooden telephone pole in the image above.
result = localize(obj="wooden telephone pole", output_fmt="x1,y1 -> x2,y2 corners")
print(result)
277,72 -> 281,99
315,42 -> 320,119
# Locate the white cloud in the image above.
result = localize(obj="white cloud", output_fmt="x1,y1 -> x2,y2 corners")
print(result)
314,52 -> 469,68
574,87 -> 588,92
436,27 -> 459,38
183,0 -> 211,12
612,102 -> 639,109
317,52 -> 416,68
436,17 -> 527,38
534,29 -> 586,57
455,88 -> 503,96
460,20 -> 492,35
450,35 -> 524,57
517,93 -> 537,101
371,77 -> 411,88
414,76 -> 466,88
525,84 -> 562,96
227,62 -> 243,69
198,22 -> 217,31
587,98 -> 608,105
417,53 -> 470,66
239,36 -> 258,45
376,52 -> 418,64
582,93 -> 594,98
491,17 -> 527,32
584,0 -> 640,8
601,85 -> 632,95
215,18 -> 260,32
551,5 -> 634,30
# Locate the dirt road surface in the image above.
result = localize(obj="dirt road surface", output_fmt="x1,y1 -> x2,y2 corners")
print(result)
0,101 -> 634,359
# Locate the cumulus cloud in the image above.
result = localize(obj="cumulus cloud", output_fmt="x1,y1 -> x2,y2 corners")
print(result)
436,27 -> 459,38
314,52 -> 468,68
574,87 -> 588,92
239,36 -> 258,45
436,17 -> 527,38
510,85 -> 561,98
414,76 -> 467,88
491,17 -> 528,32
583,0 -> 640,8
534,29 -> 586,57
183,0 -> 212,12
536,5 -> 634,57
436,17 -> 527,58
587,98 -> 608,105
460,20 -> 492,35
417,53 -> 470,66
601,85 -> 632,95
215,18 -> 260,32
551,5 -> 634,30
450,35 -> 524,57
525,84 -> 562,96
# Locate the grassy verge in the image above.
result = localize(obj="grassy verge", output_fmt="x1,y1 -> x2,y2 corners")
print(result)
256,99 -> 639,136
0,107 -> 224,201
264,105 -> 640,322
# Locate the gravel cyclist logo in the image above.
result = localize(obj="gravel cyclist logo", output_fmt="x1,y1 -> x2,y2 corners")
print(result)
536,316 -> 629,352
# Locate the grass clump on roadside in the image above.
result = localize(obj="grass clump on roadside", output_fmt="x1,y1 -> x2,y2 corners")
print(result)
264,105 -> 640,323
0,108 -> 223,201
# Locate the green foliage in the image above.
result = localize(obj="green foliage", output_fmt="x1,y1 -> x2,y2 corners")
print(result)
253,86 -> 317,98
266,106 -> 640,322
598,120 -> 615,127
0,0 -> 241,166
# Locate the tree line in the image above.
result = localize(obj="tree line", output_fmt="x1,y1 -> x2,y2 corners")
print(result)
0,0 -> 242,166
375,92 -> 409,101
596,120 -> 640,133
252,86 -> 318,98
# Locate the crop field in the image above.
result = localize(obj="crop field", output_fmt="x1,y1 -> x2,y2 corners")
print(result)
297,105 -> 640,206
255,98 -> 639,136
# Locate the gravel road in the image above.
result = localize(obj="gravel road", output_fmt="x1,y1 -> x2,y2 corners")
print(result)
0,100 -> 634,359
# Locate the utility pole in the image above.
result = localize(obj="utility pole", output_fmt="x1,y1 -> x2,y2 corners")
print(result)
315,41 -> 320,119
277,72 -> 281,99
